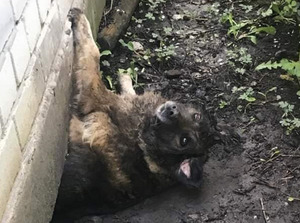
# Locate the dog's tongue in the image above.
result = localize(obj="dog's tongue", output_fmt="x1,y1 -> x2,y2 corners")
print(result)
180,159 -> 191,178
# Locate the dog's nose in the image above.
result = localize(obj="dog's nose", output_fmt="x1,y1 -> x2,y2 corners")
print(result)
164,101 -> 178,118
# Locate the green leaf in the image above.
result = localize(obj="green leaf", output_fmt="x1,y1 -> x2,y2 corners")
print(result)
291,1 -> 297,7
105,76 -> 114,89
253,26 -> 276,35
261,8 -> 273,17
247,97 -> 256,102
101,60 -> 110,67
119,39 -> 127,47
100,50 -> 112,57
292,118 -> 300,128
249,35 -> 257,44
267,87 -> 277,93
280,59 -> 300,77
119,39 -> 134,51
255,60 -> 282,70
127,42 -> 134,51
118,68 -> 127,74
288,197 -> 294,202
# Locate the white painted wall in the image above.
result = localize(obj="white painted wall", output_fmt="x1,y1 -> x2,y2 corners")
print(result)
0,0 -> 106,222
0,0 -> 72,221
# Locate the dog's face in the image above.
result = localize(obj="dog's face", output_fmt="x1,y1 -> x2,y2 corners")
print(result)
142,101 -> 214,188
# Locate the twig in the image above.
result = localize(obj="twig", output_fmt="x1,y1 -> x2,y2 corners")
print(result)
280,154 -> 300,158
260,198 -> 271,223
253,178 -> 278,190
283,164 -> 300,178
104,0 -> 114,16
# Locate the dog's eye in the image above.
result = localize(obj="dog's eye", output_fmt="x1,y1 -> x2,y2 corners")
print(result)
180,136 -> 189,147
194,113 -> 201,121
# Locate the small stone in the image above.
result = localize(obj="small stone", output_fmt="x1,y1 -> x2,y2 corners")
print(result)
196,89 -> 206,97
164,69 -> 182,79
255,112 -> 264,122
172,14 -> 184,20
191,72 -> 202,79
241,115 -> 250,123
188,214 -> 199,220
132,41 -> 144,51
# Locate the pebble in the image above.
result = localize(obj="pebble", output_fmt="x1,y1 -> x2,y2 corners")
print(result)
255,112 -> 264,122
164,69 -> 182,79
132,41 -> 144,51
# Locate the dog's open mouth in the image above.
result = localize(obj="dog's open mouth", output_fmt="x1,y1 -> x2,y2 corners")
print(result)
176,157 -> 204,188
179,159 -> 191,178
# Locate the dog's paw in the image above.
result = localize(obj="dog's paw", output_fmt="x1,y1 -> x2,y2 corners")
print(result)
68,8 -> 84,28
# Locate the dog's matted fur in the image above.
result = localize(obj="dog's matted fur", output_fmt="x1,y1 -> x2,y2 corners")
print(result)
51,8 -> 220,222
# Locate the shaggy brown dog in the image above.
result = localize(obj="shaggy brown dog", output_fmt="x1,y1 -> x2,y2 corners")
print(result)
52,8 -> 221,222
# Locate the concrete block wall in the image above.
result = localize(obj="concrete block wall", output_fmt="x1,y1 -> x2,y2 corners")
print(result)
0,0 -> 105,222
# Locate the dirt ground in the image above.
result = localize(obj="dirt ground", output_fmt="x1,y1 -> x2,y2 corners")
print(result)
94,0 -> 300,222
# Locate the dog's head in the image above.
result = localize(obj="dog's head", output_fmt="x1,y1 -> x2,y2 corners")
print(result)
141,101 -> 215,188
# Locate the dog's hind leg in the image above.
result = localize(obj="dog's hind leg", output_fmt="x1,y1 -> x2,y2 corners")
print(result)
68,8 -> 118,115
119,73 -> 136,96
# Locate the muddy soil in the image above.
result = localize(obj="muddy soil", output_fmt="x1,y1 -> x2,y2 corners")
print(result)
95,0 -> 300,222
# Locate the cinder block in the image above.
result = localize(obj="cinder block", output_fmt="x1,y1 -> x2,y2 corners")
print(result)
0,116 -> 2,138
57,0 -> 74,23
0,53 -> 18,124
1,21 -> 73,223
36,0 -> 51,24
72,0 -> 84,9
0,1 -> 14,51
35,1 -> 63,81
9,22 -> 31,85
13,55 -> 45,148
22,0 -> 41,52
85,0 -> 106,39
0,121 -> 22,220
10,0 -> 27,21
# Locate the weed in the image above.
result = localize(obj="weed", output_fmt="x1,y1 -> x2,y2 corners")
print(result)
256,58 -> 300,98
145,12 -> 155,20
221,12 -> 276,44
288,196 -> 300,202
227,47 -> 252,64
143,0 -> 166,12
119,39 -> 135,51
278,101 -> 294,117
105,75 -> 115,91
119,39 -> 153,65
219,100 -> 228,109
132,16 -> 145,24
239,4 -> 253,13
278,101 -> 300,134
208,2 -> 220,15
238,87 -> 256,102
256,58 -> 300,77
232,86 -> 257,112
155,42 -> 176,61
118,61 -> 145,88
163,27 -> 173,36
259,0 -> 299,24
226,47 -> 252,74
257,87 -> 278,101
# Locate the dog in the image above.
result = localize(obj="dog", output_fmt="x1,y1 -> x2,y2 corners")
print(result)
51,8 -> 221,222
